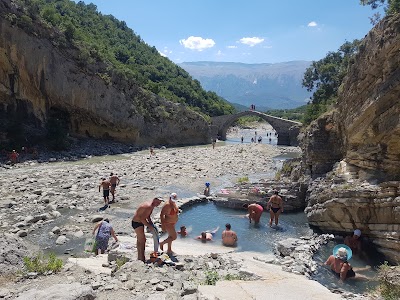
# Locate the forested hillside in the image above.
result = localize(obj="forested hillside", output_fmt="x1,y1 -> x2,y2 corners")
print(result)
4,0 -> 234,117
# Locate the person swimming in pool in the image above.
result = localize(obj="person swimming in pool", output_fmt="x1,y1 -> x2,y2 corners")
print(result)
267,190 -> 283,227
196,227 -> 219,242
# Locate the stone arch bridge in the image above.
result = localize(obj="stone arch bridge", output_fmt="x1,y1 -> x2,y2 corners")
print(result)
211,111 -> 302,146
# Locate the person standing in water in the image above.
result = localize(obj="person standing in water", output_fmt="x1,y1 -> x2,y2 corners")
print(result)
159,193 -> 179,254
241,136 -> 244,143
267,190 -> 283,227
243,203 -> 263,224
131,197 -> 164,261
109,172 -> 120,203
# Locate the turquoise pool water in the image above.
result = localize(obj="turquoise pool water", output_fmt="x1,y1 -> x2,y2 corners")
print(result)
175,202 -> 312,253
174,202 -> 379,294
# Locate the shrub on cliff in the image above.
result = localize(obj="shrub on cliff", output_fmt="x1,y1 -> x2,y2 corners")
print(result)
6,0 -> 235,118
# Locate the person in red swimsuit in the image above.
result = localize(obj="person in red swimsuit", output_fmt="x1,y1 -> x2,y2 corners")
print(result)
243,203 -> 264,224
160,193 -> 179,254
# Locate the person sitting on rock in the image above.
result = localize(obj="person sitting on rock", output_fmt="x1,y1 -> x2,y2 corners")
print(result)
204,182 -> 211,196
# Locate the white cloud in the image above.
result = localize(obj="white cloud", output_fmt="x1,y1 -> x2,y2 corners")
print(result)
227,45 -> 237,49
239,37 -> 264,47
263,45 -> 273,49
158,51 -> 167,57
217,50 -> 223,56
179,36 -> 215,51
308,21 -> 318,27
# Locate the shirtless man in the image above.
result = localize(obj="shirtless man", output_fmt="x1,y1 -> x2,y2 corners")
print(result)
244,203 -> 264,224
99,178 -> 111,205
196,227 -> 219,242
131,197 -> 164,261
267,190 -> 283,226
109,172 -> 120,202
159,193 -> 179,254
222,223 -> 238,246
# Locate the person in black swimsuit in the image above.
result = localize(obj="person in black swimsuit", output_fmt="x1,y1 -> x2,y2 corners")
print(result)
267,190 -> 283,227
131,197 -> 163,261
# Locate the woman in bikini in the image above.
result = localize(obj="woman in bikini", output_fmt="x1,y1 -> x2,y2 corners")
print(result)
267,190 -> 283,227
160,193 -> 179,254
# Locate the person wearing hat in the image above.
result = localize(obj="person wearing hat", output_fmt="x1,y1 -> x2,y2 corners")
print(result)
131,197 -> 164,261
344,229 -> 362,254
325,244 -> 370,282
159,193 -> 179,255
204,182 -> 211,196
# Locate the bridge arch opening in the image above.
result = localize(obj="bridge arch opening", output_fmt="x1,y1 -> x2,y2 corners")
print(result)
211,110 -> 301,146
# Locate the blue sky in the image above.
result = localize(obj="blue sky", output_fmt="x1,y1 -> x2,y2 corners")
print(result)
78,0 -> 380,64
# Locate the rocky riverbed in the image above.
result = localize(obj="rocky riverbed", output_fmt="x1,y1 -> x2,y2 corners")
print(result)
0,140 -> 370,299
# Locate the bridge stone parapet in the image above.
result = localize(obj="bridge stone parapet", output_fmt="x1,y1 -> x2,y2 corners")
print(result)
211,111 -> 302,146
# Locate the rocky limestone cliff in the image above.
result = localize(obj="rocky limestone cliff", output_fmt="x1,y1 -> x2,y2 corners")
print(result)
301,14 -> 400,263
0,1 -> 210,147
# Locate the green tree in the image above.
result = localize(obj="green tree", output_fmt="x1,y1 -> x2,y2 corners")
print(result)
301,40 -> 360,124
361,0 -> 400,24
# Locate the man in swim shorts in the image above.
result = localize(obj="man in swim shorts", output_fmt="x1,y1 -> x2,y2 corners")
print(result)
109,172 -> 120,203
267,190 -> 283,226
131,197 -> 164,261
99,177 -> 111,206
159,193 -> 179,254
244,203 -> 264,224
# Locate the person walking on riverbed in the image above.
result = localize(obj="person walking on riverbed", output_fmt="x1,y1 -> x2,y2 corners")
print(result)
99,177 -> 111,206
267,190 -> 283,227
159,193 -> 179,255
132,197 -> 164,261
109,172 -> 120,203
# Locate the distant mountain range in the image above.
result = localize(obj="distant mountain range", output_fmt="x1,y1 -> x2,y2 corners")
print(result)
179,61 -> 312,110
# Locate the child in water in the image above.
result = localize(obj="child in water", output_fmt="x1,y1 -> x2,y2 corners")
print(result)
177,225 -> 188,237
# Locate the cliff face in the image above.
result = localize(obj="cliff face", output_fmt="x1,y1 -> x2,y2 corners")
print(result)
301,14 -> 400,263
0,6 -> 210,146
338,15 -> 400,179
